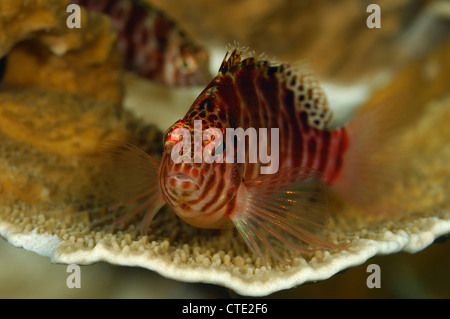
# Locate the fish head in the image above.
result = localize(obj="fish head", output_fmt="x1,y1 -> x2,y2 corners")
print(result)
171,42 -> 212,86
159,118 -> 242,228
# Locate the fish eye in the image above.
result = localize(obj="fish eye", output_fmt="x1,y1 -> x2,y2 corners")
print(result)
164,120 -> 186,150
177,57 -> 189,70
178,55 -> 197,74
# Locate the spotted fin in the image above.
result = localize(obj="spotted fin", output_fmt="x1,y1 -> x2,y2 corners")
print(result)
230,167 -> 344,264
105,142 -> 166,234
217,46 -> 334,130
281,62 -> 333,130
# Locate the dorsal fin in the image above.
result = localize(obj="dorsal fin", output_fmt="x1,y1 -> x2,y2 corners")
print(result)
216,45 -> 333,130
279,63 -> 333,129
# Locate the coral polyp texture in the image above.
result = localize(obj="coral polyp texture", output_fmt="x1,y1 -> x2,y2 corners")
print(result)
0,0 -> 449,296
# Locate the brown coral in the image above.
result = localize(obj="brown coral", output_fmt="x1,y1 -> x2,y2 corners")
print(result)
1,1 -> 123,103
0,0 -> 69,58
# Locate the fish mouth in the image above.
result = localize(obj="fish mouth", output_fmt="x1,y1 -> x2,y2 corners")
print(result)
166,173 -> 200,193
169,172 -> 195,182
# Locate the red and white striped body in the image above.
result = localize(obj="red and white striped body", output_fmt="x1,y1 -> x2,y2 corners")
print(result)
159,49 -> 347,228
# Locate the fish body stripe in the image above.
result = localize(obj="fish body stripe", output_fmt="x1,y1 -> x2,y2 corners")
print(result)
191,59 -> 347,185
162,49 -> 347,226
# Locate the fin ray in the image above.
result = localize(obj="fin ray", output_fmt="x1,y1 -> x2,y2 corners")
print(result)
331,95 -> 420,216
104,141 -> 166,233
231,167 -> 345,264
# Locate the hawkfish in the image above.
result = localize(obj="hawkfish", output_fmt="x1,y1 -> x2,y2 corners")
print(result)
108,46 -> 411,264
73,0 -> 211,86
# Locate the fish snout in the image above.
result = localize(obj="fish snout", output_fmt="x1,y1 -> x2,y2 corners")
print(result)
166,173 -> 200,196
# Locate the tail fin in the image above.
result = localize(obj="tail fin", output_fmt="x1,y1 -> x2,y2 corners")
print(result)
331,96 -> 419,216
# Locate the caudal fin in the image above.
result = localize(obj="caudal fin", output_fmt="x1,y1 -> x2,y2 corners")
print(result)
331,96 -> 419,216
